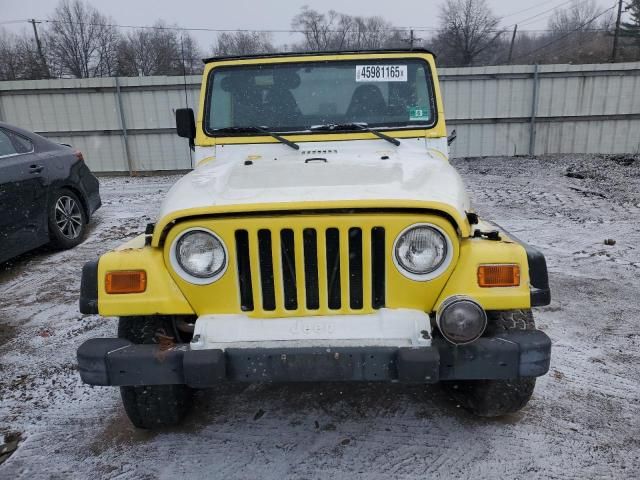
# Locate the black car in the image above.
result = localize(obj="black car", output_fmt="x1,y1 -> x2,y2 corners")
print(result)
0,121 -> 101,263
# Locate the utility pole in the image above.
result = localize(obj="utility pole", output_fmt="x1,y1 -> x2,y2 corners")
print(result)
406,29 -> 421,50
507,24 -> 518,64
612,0 -> 624,62
29,19 -> 50,78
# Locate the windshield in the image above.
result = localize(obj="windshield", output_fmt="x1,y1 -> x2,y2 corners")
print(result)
205,58 -> 436,134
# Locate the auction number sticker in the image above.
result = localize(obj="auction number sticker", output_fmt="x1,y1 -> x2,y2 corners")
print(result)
356,65 -> 407,82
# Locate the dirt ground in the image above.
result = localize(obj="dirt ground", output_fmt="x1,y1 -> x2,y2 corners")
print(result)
1,154 -> 639,479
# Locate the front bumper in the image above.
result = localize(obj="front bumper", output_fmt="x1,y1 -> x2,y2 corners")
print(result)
77,330 -> 551,387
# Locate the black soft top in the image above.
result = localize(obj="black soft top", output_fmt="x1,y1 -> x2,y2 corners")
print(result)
203,48 -> 436,64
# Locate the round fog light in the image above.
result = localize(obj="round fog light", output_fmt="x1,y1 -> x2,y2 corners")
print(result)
436,296 -> 487,344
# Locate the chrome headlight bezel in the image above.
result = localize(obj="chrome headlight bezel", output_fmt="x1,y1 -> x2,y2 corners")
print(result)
392,223 -> 453,281
169,228 -> 228,285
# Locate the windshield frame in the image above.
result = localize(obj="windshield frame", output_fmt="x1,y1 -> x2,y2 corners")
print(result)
202,56 -> 439,138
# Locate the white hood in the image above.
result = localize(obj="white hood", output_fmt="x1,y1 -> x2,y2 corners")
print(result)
158,139 -> 470,221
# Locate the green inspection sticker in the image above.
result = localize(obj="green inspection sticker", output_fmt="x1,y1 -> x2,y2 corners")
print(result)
408,106 -> 429,121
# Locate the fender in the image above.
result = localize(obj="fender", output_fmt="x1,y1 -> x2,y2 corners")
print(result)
486,221 -> 551,307
79,235 -> 194,316
435,236 -> 533,311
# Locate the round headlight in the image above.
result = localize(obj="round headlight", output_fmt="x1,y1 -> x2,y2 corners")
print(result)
395,225 -> 448,276
175,230 -> 227,280
437,296 -> 487,344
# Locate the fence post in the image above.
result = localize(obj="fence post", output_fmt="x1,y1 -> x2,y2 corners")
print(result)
0,90 -> 5,122
114,76 -> 134,175
529,63 -> 540,156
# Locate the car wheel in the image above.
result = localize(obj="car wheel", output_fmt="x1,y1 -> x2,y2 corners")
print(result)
48,188 -> 87,249
443,310 -> 537,417
118,316 -> 194,429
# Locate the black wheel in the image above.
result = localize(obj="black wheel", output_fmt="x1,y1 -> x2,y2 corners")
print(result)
444,309 -> 537,417
48,188 -> 87,249
118,316 -> 193,429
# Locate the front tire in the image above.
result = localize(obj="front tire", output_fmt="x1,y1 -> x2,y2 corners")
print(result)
48,188 -> 87,249
118,316 -> 193,429
444,310 -> 537,417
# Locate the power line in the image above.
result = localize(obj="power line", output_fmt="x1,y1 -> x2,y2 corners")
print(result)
501,0 -> 565,20
513,3 -> 618,61
37,19 -> 306,33
33,18 -> 432,34
503,0 -> 590,30
30,18 -> 436,34
2,0 -> 608,38
0,19 -> 28,25
17,18 -> 612,35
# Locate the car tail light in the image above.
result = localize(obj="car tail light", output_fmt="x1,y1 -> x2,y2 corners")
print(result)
105,271 -> 147,294
477,264 -> 520,287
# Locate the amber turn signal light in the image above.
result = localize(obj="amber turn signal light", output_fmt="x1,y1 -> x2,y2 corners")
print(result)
477,264 -> 520,287
105,270 -> 147,294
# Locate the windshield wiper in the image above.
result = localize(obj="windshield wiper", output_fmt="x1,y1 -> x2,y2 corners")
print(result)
310,123 -> 401,146
213,126 -> 299,150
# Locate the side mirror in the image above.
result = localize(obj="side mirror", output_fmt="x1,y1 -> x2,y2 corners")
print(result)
447,129 -> 457,146
176,108 -> 195,147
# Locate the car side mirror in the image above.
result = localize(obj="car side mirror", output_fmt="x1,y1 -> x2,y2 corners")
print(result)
176,108 -> 196,148
447,129 -> 457,146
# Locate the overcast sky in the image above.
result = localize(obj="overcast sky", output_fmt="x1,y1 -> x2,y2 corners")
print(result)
1,0 -> 617,52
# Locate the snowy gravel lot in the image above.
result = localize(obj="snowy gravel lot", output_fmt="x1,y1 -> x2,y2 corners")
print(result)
1,155 -> 639,479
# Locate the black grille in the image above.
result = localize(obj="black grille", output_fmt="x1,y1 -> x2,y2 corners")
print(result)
235,226 -> 385,312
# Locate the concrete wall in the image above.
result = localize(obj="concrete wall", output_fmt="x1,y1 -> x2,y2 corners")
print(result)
1,62 -> 639,173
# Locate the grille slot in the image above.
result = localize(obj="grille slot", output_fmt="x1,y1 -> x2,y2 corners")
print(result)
235,230 -> 253,311
303,229 -> 319,310
371,227 -> 386,308
257,229 -> 276,311
325,228 -> 342,309
348,228 -> 363,309
235,226 -> 385,313
280,229 -> 298,310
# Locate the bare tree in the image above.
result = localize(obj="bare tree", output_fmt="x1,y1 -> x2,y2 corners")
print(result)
179,33 -> 202,75
347,16 -> 394,49
291,6 -> 396,51
118,24 -> 202,76
521,0 -> 615,64
95,20 -> 120,77
46,0 -> 120,78
118,29 -> 154,76
621,0 -> 640,50
548,0 -> 599,34
0,28 -> 51,80
212,31 -> 275,56
292,7 -> 338,51
435,0 -> 501,66
0,29 -> 22,81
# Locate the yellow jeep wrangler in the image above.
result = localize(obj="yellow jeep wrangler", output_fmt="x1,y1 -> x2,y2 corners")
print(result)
77,49 -> 551,428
